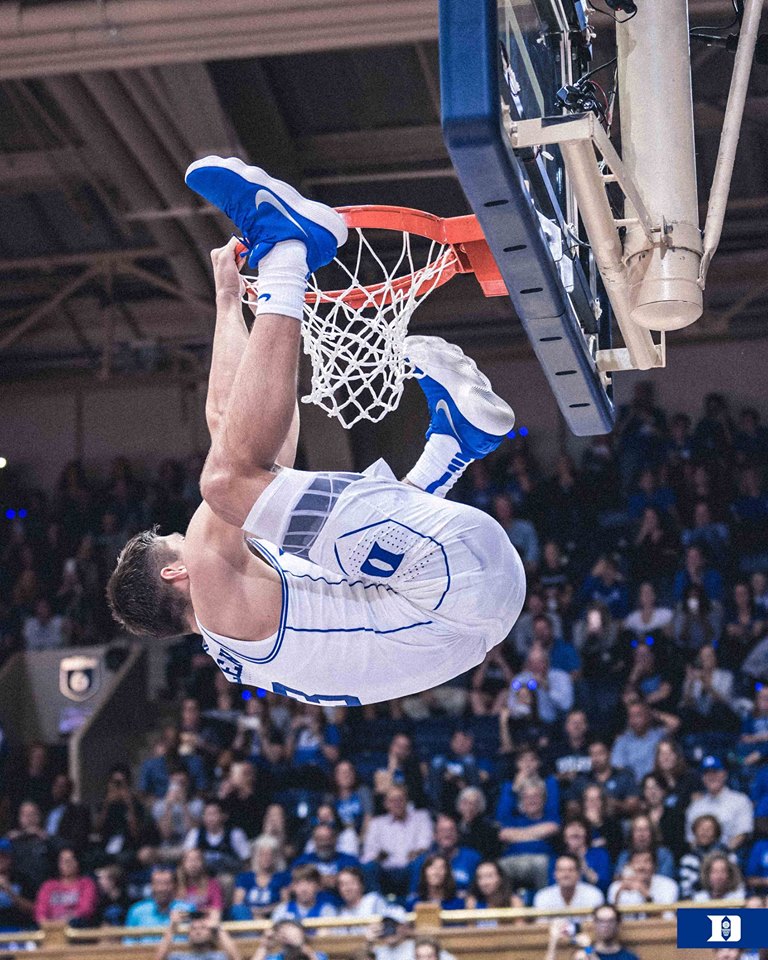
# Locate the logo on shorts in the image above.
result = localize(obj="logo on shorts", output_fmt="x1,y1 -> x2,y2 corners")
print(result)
360,541 -> 405,578
257,292 -> 272,301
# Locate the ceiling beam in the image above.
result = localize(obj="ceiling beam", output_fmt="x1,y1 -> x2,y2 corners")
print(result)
298,125 -> 447,173
0,246 -> 162,273
0,0 -> 439,79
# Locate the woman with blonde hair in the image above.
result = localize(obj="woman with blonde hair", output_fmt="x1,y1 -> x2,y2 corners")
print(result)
231,834 -> 290,919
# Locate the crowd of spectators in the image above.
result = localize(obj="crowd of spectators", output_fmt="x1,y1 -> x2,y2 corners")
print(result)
2,387 -> 768,957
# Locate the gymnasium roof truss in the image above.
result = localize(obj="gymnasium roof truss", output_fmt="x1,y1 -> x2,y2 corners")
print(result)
0,0 -> 765,381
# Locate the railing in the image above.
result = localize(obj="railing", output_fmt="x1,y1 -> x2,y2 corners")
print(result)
3,899 -> 739,959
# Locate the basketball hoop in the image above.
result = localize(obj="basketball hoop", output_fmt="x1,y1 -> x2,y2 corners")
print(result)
238,205 -> 505,429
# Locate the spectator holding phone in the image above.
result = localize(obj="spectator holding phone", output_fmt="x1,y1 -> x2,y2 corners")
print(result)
156,909 -> 240,960
251,919 -> 328,960
545,906 -> 638,960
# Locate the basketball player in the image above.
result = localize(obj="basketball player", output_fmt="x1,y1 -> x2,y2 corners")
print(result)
107,157 -> 526,706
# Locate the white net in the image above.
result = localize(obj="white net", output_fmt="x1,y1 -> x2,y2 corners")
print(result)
242,226 -> 458,428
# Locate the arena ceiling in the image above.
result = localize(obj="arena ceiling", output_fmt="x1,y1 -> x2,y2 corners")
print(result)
0,0 -> 766,383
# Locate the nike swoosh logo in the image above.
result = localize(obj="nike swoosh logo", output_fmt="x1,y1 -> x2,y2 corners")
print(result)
257,292 -> 272,301
254,189 -> 308,237
435,399 -> 460,440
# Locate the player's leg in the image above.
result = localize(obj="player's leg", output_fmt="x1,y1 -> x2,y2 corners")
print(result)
403,335 -> 515,498
185,157 -> 348,526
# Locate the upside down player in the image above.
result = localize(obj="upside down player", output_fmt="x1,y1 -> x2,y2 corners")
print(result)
107,157 -> 526,707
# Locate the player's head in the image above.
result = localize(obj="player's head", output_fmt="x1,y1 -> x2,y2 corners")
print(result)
106,526 -> 190,639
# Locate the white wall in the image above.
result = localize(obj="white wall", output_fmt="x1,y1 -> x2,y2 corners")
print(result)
0,334 -> 764,488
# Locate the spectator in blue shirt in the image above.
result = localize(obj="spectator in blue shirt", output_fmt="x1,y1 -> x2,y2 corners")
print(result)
409,815 -> 482,895
139,726 -> 206,798
124,865 -> 193,943
292,824 -> 360,889
428,729 -> 487,814
731,466 -> 768,524
285,707 -> 341,781
496,745 -> 560,824
627,468 -> 677,521
573,740 -> 639,819
736,686 -> 768,766
530,615 -> 581,679
271,865 -> 337,924
497,777 -> 559,893
672,545 -> 724,604
746,836 -> 768,894
749,757 -> 768,819
682,501 -> 730,568
405,854 -> 465,911
554,817 -> 612,893
579,557 -> 630,620
230,834 -> 290,919
332,760 -> 374,836
611,700 -> 679,783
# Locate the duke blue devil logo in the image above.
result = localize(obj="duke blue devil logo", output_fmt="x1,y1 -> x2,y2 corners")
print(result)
360,541 -> 404,578
708,915 -> 742,943
678,908 -> 768,947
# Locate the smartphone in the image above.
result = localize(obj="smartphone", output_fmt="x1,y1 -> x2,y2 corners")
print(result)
381,917 -> 400,938
565,920 -> 581,943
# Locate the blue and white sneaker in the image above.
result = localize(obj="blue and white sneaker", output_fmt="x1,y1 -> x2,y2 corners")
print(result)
405,335 -> 515,460
184,156 -> 348,273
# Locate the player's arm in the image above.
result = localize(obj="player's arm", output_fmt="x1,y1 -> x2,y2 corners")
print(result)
200,304 -> 302,527
207,241 -> 300,469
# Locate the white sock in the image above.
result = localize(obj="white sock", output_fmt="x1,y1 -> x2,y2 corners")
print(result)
406,433 -> 472,498
255,239 -> 308,321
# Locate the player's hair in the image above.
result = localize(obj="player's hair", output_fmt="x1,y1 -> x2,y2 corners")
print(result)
106,526 -> 189,639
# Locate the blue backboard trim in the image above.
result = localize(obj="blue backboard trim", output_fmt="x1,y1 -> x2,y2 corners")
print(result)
439,0 -> 615,436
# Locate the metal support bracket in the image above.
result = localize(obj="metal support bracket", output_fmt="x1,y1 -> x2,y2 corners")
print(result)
508,112 -> 665,372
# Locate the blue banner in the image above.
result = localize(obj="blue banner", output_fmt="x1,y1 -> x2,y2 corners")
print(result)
677,909 -> 768,948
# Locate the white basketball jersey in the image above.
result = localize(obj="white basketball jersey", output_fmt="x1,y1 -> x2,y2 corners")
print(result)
196,538 -> 490,706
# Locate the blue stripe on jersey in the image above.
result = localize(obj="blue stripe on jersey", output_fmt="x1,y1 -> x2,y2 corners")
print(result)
284,620 -> 433,635
332,517 -> 451,611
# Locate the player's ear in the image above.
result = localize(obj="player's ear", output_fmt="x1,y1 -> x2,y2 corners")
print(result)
160,563 -> 188,582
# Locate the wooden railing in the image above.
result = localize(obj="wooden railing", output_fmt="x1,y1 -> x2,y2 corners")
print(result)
0,900 -> 734,960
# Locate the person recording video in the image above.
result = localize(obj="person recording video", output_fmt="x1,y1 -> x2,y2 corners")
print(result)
156,909 -> 240,960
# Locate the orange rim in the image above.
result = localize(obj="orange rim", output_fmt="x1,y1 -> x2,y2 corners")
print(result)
236,205 -> 506,307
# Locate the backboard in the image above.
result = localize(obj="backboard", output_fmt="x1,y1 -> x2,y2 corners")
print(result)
440,0 -> 616,436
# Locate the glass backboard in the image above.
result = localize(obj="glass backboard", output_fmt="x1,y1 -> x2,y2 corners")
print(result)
439,0 -> 616,436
